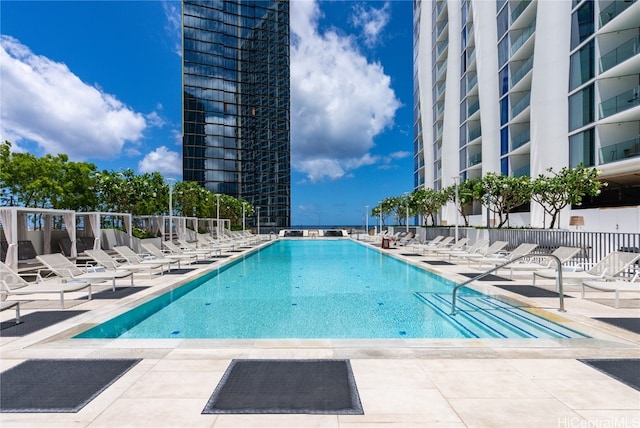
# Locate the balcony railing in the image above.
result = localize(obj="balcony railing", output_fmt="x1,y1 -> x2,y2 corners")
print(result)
600,0 -> 637,27
599,86 -> 640,119
510,19 -> 536,56
512,164 -> 530,177
599,137 -> 640,164
467,73 -> 478,92
435,81 -> 446,99
436,20 -> 448,38
510,92 -> 531,119
467,100 -> 480,116
467,48 -> 476,65
511,56 -> 534,87
511,128 -> 531,150
436,60 -> 448,79
600,34 -> 640,73
468,126 -> 482,141
467,152 -> 482,167
511,0 -> 532,23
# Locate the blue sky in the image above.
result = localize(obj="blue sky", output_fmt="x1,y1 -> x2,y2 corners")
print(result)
0,0 -> 413,226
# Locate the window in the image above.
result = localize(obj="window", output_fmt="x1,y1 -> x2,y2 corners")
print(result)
569,128 -> 594,167
569,40 -> 593,91
500,127 -> 509,155
570,1 -> 593,50
568,84 -> 594,131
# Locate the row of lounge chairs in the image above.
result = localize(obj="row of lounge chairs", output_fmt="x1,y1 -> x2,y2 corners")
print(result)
401,235 -> 640,309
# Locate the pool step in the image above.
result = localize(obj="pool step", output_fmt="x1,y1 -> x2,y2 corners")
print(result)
414,292 -> 583,339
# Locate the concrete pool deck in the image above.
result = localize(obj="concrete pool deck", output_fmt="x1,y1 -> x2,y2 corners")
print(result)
1,238 -> 638,427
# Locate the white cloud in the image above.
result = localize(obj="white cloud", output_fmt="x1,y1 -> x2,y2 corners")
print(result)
138,145 -> 182,175
162,1 -> 182,57
290,1 -> 400,183
351,2 -> 391,48
0,35 -> 147,160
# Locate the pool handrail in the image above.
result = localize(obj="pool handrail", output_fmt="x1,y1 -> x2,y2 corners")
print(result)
451,254 -> 564,315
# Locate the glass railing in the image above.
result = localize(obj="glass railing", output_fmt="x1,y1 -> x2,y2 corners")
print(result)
513,165 -> 530,178
468,126 -> 482,141
435,82 -> 446,99
511,56 -> 534,87
599,137 -> 640,164
436,40 -> 448,57
435,0 -> 446,17
468,153 -> 482,167
436,60 -> 448,79
467,48 -> 476,64
436,20 -> 448,38
511,128 -> 531,150
511,0 -> 532,23
468,74 -> 478,91
600,34 -> 640,73
600,0 -> 636,27
435,102 -> 445,119
510,92 -> 531,118
468,100 -> 480,116
599,86 -> 640,119
510,19 -> 536,56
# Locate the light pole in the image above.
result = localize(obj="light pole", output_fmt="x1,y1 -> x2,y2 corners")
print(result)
256,206 -> 261,235
365,205 -> 369,237
378,201 -> 383,235
242,202 -> 246,231
404,192 -> 410,233
452,176 -> 459,243
214,193 -> 221,239
167,178 -> 176,241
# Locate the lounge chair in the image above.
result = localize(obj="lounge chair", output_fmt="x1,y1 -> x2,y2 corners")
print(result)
85,249 -> 164,278
36,253 -> 134,291
397,232 -> 415,246
163,240 -> 217,260
505,246 -> 581,279
472,243 -> 538,269
582,273 -> 640,309
411,236 -> 444,252
141,243 -> 198,267
0,261 -> 92,308
1,293 -> 20,324
113,246 -> 178,272
533,251 -> 640,286
417,237 -> 454,254
195,234 -> 235,251
454,241 -> 508,264
176,239 -> 223,257
438,239 -> 489,260
429,238 -> 469,255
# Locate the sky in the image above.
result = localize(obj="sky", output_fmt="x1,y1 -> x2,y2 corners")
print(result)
0,0 -> 414,226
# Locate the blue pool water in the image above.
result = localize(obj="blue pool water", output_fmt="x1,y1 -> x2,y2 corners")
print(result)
76,240 -> 586,339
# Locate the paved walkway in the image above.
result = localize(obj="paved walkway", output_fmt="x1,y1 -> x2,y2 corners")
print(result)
1,238 -> 638,427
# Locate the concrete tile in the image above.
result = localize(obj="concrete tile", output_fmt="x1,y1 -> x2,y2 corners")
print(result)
122,370 -> 221,399
535,377 -> 640,409
428,369 -> 551,399
350,359 -> 435,389
573,410 -> 640,428
213,414 -> 339,427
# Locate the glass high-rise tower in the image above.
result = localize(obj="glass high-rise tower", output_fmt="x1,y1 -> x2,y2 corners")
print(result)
183,0 -> 291,228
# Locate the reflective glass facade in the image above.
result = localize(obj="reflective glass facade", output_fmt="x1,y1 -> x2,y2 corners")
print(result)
183,0 -> 291,228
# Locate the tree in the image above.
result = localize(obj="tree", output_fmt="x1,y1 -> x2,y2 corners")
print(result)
444,178 -> 482,226
412,187 -> 448,226
480,173 -> 531,228
531,165 -> 604,228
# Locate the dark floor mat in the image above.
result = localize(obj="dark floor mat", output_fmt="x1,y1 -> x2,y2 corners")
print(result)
491,284 -> 572,298
460,272 -> 512,282
0,359 -> 141,412
90,287 -> 149,299
0,311 -> 86,337
423,260 -> 453,266
401,253 -> 422,257
594,318 -> 640,335
202,359 -> 363,415
579,359 -> 640,391
165,268 -> 196,275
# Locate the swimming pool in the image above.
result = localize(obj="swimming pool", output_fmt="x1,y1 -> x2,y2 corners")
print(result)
76,240 -> 586,339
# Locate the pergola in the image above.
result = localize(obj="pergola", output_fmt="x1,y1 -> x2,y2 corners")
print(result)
77,212 -> 132,249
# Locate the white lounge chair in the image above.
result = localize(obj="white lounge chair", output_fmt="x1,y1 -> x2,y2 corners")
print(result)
439,239 -> 489,260
37,253 -> 134,291
429,238 -> 469,255
113,246 -> 178,272
505,246 -> 581,279
163,240 -> 217,260
141,243 -> 198,267
1,293 -> 20,324
455,241 -> 508,265
582,273 -> 640,309
1,261 -> 92,308
411,236 -> 444,253
533,251 -> 640,286
417,237 -> 454,254
473,243 -> 538,269
85,249 -> 164,278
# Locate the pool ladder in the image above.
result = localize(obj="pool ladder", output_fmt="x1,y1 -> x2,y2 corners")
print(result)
451,254 -> 565,315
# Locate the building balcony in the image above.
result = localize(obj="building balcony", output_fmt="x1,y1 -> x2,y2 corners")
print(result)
600,0 -> 637,27
599,137 -> 640,164
467,100 -> 480,117
511,92 -> 531,119
511,0 -> 532,24
511,56 -> 534,88
468,126 -> 482,142
511,128 -> 531,151
600,34 -> 640,73
510,19 -> 536,56
512,164 -> 530,177
599,86 -> 640,119
467,152 -> 482,167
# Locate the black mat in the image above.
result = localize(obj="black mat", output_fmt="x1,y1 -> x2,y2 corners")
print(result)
594,318 -> 640,335
401,253 -> 422,257
0,359 -> 141,412
0,311 -> 86,337
90,287 -> 149,300
165,268 -> 196,275
423,260 -> 453,266
460,272 -> 512,282
579,359 -> 640,391
491,284 -> 572,298
202,359 -> 363,415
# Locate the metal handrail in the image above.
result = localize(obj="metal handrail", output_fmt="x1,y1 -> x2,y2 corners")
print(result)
450,254 -> 564,315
